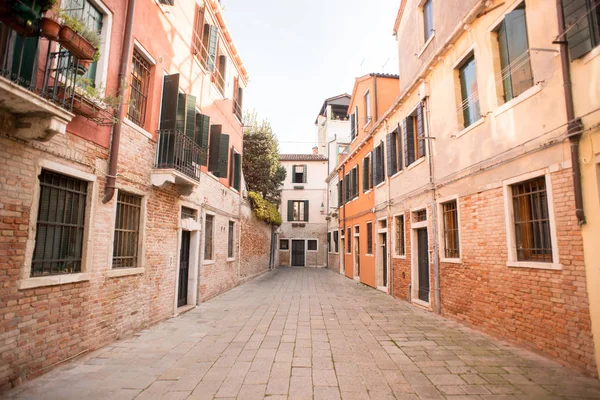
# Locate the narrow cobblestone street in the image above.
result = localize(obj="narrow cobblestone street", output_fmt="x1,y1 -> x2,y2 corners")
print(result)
4,267 -> 600,400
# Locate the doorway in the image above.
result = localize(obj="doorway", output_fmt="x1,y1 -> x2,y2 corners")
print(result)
353,236 -> 360,277
291,240 -> 306,266
380,232 -> 388,287
178,230 -> 191,308
417,228 -> 430,302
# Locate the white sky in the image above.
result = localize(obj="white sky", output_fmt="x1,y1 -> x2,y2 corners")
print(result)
222,0 -> 400,154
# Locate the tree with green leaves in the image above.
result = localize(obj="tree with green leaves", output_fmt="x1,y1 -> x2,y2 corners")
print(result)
243,111 -> 286,206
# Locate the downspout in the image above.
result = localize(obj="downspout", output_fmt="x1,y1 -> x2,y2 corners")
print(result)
325,135 -> 337,269
424,98 -> 441,314
373,75 -> 379,122
556,0 -> 586,226
387,123 -> 394,298
103,0 -> 136,203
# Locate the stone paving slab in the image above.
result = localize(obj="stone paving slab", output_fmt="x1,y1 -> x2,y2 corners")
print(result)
3,267 -> 600,400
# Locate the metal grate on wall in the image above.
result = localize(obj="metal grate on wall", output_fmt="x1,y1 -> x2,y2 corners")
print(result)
32,170 -> 88,276
112,192 -> 142,269
181,206 -> 196,220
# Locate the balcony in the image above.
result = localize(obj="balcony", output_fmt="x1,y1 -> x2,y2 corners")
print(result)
0,10 -> 80,141
151,129 -> 205,195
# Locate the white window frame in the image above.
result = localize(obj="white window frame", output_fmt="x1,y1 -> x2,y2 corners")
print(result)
503,169 -> 561,270
80,0 -> 113,92
279,239 -> 290,251
124,40 -> 157,137
202,211 -> 216,264
417,0 -> 435,57
307,239 -> 319,253
393,212 -> 407,259
436,194 -> 462,264
18,160 -> 97,290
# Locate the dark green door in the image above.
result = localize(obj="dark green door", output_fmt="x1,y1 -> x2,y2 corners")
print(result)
178,231 -> 190,307
291,240 -> 305,267
417,228 -> 429,302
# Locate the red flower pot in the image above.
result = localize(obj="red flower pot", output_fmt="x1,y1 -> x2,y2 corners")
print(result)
39,17 -> 60,40
58,25 -> 96,60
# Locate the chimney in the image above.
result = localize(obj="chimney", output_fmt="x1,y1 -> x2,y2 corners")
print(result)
312,146 -> 318,155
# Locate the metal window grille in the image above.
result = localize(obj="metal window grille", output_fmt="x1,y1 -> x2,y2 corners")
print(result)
307,240 -> 317,251
204,214 -> 214,260
280,239 -> 289,250
327,232 -> 331,253
228,221 -> 235,258
395,215 -> 405,256
333,231 -> 339,253
112,192 -> 142,269
32,170 -> 88,277
512,177 -> 552,262
366,223 -> 373,254
128,50 -> 151,127
181,206 -> 196,220
442,200 -> 460,258
414,209 -> 427,222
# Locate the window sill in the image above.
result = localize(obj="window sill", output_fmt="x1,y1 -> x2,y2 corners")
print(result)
453,117 -> 485,139
393,254 -> 407,259
507,261 -> 562,270
583,45 -> 600,64
375,181 -> 385,189
417,33 -> 435,59
307,250 -> 318,253
123,117 -> 153,139
206,172 -> 220,182
106,267 -> 145,278
203,260 -> 216,265
280,249 -> 290,252
412,298 -> 430,308
227,257 -> 235,262
492,84 -> 542,118
363,189 -> 372,195
18,273 -> 90,290
390,170 -> 404,180
377,286 -> 388,293
365,253 -> 374,257
440,257 -> 462,264
406,157 -> 426,171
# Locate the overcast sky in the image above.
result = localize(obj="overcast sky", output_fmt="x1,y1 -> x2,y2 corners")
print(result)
222,0 -> 399,154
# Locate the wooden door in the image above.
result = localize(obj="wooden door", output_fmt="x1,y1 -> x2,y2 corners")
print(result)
417,228 -> 430,302
178,231 -> 191,308
381,233 -> 388,287
291,240 -> 305,267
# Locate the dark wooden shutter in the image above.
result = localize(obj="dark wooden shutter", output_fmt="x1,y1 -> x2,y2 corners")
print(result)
205,24 -> 218,71
345,174 -> 350,203
185,95 -> 196,139
337,182 -> 342,205
386,132 -> 397,176
192,5 -> 204,55
291,164 -> 296,183
208,125 -> 222,173
370,150 -> 375,189
304,200 -> 309,222
404,117 -> 415,166
396,124 -> 403,171
159,74 -> 180,130
416,103 -> 425,159
562,0 -> 594,60
217,134 -> 230,178
233,153 -> 242,190
196,113 -> 210,165
303,165 -> 307,183
362,158 -> 368,192
350,113 -> 356,140
288,200 -> 294,221
378,142 -> 385,183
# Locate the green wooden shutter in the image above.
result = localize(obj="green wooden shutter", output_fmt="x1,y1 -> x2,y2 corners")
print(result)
291,164 -> 296,183
370,150 -> 374,189
416,103 -> 425,159
350,113 -> 356,140
337,181 -> 342,205
287,200 -> 294,221
380,141 -> 385,180
303,165 -> 307,183
233,153 -> 242,190
362,158 -> 368,192
396,124 -> 403,171
304,200 -> 309,222
196,113 -> 210,165
562,0 -> 594,60
404,117 -> 415,166
207,24 -> 218,71
217,134 -> 230,178
386,132 -> 397,176
208,125 -> 222,173
184,95 -> 196,139
159,74 -> 180,130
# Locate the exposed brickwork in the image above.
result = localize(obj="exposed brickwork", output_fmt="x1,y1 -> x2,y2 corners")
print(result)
239,201 -> 272,281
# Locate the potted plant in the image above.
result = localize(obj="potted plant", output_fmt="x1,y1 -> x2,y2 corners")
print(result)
57,10 -> 100,61
67,77 -> 121,120
0,0 -> 57,35
39,15 -> 60,40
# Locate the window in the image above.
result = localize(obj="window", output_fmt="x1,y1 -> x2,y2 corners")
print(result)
458,54 -> 480,128
327,232 -> 332,253
414,209 -> 427,222
181,206 -> 196,220
350,106 -> 358,141
292,165 -> 307,183
112,192 -> 142,269
351,166 -> 359,199
362,155 -> 373,192
233,76 -> 243,121
511,177 -> 552,262
32,170 -> 88,276
347,228 -> 351,253
562,0 -> 600,60
403,104 -> 425,167
158,0 -> 174,5
228,221 -> 235,258
202,24 -> 218,72
496,3 -> 533,102
216,53 -> 227,94
280,239 -> 289,250
423,0 -> 434,42
230,150 -> 242,191
204,214 -> 214,260
386,127 -> 402,176
364,90 -> 371,124
395,215 -> 405,256
288,200 -> 308,222
208,127 -> 230,178
192,5 -> 205,56
441,200 -> 460,259
307,240 -> 318,251
128,49 -> 151,127
373,142 -> 385,185
366,222 -> 373,255
333,231 -> 339,253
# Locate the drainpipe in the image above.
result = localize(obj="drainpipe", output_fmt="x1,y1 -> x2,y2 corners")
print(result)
424,98 -> 441,314
556,0 -> 586,226
373,75 -> 379,121
325,135 -> 337,269
103,0 -> 136,204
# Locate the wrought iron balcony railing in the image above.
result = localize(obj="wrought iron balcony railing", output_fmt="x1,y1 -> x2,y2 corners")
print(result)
155,129 -> 205,182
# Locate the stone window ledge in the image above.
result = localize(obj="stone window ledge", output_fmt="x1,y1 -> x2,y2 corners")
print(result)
106,267 -> 145,278
507,261 -> 562,270
17,273 -> 90,290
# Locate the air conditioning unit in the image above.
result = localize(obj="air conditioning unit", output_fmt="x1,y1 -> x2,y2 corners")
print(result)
418,81 -> 429,100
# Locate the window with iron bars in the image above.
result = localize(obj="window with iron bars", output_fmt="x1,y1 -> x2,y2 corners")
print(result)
204,214 -> 214,260
512,177 -> 552,262
128,49 -> 151,127
228,221 -> 235,258
32,170 -> 88,277
112,192 -> 142,269
442,200 -> 460,259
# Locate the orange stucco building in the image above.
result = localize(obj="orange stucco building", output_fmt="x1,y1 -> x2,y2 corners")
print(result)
338,73 -> 398,288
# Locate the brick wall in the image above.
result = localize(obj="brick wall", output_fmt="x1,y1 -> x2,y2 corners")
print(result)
239,201 -> 272,281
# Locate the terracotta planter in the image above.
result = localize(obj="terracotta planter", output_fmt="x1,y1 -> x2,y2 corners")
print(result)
39,17 -> 60,40
56,85 -> 100,119
75,59 -> 90,76
0,3 -> 38,37
58,25 -> 96,60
